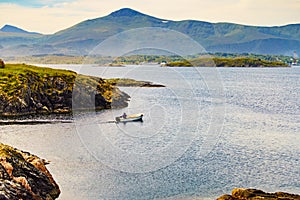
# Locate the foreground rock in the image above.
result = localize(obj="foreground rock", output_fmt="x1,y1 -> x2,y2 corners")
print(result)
0,143 -> 60,200
217,188 -> 300,200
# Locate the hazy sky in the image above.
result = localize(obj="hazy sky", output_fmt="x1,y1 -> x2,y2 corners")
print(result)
0,0 -> 300,34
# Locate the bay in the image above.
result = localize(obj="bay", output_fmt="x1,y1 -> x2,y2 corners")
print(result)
0,65 -> 299,199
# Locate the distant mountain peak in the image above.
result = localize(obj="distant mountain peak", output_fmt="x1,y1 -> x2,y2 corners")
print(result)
1,25 -> 27,33
1,8 -> 300,56
109,8 -> 147,17
0,24 -> 39,35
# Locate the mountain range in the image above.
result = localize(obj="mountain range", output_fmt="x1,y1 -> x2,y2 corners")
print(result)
1,8 -> 300,56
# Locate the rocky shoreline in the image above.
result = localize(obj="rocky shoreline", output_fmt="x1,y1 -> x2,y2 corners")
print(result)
0,64 -> 130,119
217,188 -> 300,200
0,64 -> 166,120
0,143 -> 60,199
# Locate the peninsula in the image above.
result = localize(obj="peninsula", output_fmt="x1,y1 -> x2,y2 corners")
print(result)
0,63 -> 130,118
0,62 -> 165,119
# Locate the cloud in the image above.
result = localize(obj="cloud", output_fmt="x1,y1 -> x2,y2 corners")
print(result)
0,0 -> 76,7
0,0 -> 300,34
0,2 -> 100,34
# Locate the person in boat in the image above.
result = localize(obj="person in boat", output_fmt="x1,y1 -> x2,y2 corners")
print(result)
122,112 -> 127,118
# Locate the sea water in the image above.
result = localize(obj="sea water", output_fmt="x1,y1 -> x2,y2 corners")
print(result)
0,65 -> 299,199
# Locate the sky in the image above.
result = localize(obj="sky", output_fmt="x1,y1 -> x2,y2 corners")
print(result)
0,0 -> 300,34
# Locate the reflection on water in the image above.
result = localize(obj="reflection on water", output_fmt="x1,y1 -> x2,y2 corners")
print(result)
0,65 -> 299,199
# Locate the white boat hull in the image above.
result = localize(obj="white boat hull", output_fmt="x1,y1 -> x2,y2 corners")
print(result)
115,113 -> 143,123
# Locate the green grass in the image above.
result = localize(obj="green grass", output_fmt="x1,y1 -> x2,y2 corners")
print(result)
0,64 -> 76,99
0,63 -> 76,76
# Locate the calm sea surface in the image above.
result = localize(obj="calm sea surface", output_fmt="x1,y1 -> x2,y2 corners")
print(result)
1,65 -> 299,200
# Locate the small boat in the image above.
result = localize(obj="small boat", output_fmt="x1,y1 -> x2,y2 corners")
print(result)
115,113 -> 143,123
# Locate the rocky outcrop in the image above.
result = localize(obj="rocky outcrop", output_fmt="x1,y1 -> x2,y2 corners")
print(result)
217,188 -> 300,200
0,143 -> 60,199
107,78 -> 165,87
0,64 -> 130,118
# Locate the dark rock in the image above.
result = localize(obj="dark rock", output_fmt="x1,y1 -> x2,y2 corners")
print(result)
217,188 -> 300,200
36,103 -> 43,109
217,194 -> 236,200
142,83 -> 165,87
0,59 -> 4,68
53,103 -> 64,109
95,93 -> 110,109
0,180 -> 34,200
